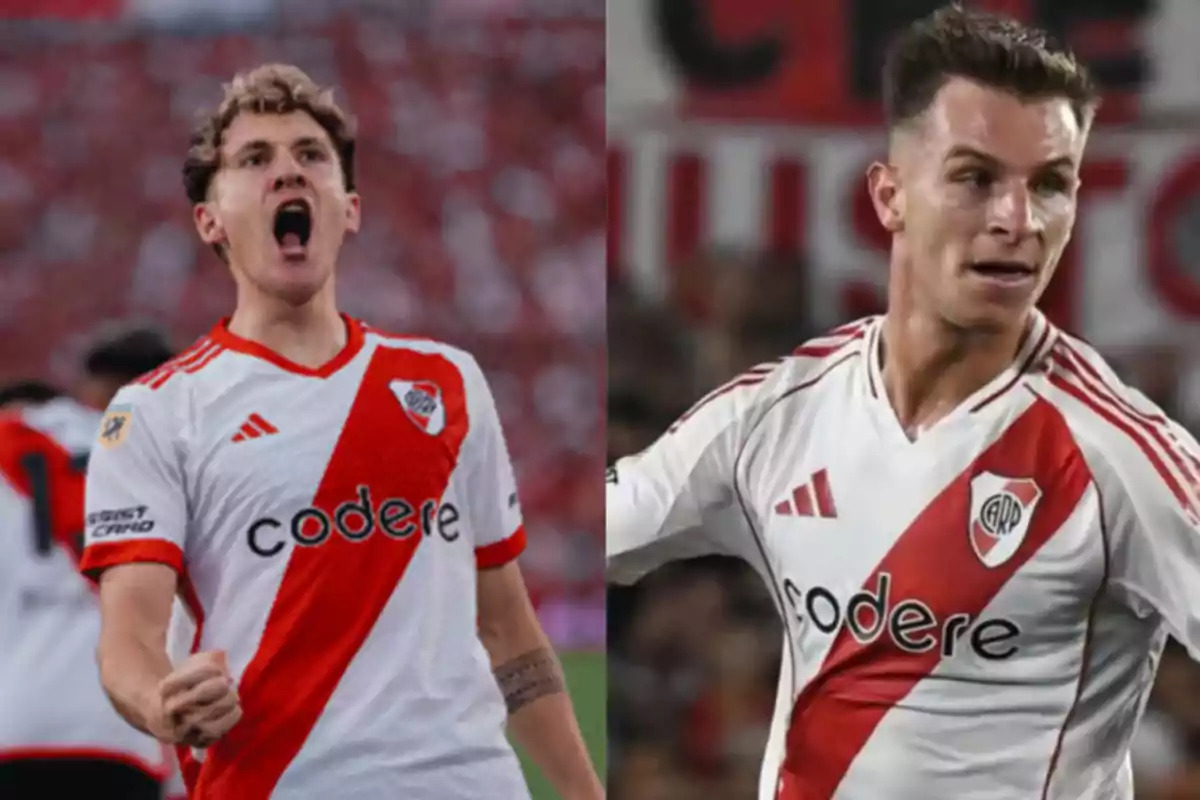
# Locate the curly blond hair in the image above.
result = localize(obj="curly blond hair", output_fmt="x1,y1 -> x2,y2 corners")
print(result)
182,63 -> 357,204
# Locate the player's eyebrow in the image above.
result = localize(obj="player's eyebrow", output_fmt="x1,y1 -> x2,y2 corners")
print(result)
231,139 -> 271,159
229,136 -> 328,161
944,145 -> 1075,172
292,136 -> 326,150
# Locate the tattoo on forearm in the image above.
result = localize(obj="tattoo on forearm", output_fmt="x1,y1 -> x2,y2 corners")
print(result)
494,648 -> 564,715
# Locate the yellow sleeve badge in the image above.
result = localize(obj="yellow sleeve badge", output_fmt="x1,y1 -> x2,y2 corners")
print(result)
98,404 -> 133,449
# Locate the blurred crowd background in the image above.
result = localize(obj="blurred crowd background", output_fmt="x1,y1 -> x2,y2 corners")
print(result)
608,1 -> 1200,798
0,0 -> 605,645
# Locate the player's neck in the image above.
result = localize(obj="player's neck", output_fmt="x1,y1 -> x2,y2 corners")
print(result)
879,309 -> 1030,436
227,283 -> 347,370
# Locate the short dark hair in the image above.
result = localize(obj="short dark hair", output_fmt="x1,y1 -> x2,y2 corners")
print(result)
83,322 -> 176,385
882,4 -> 1099,131
0,380 -> 62,410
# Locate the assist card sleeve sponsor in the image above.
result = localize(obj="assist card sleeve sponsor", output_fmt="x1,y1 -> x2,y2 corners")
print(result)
81,387 -> 189,578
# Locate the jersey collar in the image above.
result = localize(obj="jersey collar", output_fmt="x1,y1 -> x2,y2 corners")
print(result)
209,313 -> 366,378
864,309 -> 1057,434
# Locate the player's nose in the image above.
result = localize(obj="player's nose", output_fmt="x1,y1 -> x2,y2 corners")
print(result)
272,171 -> 309,192
269,147 -> 310,193
986,182 -> 1041,240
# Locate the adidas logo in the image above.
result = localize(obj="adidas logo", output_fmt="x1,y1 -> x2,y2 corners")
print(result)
774,468 -> 838,519
231,413 -> 278,443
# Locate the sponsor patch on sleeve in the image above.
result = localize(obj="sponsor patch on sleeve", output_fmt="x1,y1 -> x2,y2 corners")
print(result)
98,404 -> 133,449
87,505 -> 156,538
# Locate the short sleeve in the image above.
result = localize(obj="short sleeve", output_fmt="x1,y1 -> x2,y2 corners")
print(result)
80,387 -> 189,580
1105,415 -> 1200,658
460,357 -> 525,569
606,373 -> 765,586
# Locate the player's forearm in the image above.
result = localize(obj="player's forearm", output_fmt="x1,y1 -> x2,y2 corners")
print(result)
495,645 -> 603,800
97,633 -> 173,738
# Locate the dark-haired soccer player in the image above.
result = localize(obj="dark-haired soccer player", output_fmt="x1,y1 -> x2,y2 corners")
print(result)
608,6 -> 1200,799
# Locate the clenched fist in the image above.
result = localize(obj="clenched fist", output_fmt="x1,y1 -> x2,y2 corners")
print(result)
153,650 -> 242,748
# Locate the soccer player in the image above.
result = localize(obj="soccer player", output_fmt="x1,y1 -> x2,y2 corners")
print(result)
607,6 -> 1200,800
80,64 -> 602,800
0,325 -> 175,799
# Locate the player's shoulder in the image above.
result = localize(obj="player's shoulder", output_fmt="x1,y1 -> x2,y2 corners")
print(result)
121,334 -> 229,398
670,317 -> 873,435
776,316 -> 874,386
722,315 -> 871,401
1034,332 -> 1200,502
362,324 -> 488,385
98,336 -> 224,440
1035,331 -> 1167,439
362,322 -> 472,361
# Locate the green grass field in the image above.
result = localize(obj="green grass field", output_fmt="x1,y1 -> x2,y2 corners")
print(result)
513,650 -> 606,799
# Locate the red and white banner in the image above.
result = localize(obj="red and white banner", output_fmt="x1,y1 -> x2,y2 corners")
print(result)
609,0 -> 1200,127
607,123 -> 1200,351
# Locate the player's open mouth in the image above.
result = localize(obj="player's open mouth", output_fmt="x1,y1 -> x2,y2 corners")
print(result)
273,200 -> 312,260
967,260 -> 1036,286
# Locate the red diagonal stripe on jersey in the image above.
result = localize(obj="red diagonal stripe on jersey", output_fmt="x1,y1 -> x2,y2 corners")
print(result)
777,398 -> 1090,799
193,349 -> 469,799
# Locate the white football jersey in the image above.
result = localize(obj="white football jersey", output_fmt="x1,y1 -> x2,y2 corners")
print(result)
0,398 -> 168,777
607,311 -> 1200,800
80,316 -> 531,800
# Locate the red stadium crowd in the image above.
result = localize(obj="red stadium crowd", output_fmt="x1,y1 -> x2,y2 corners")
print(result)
0,7 -> 605,623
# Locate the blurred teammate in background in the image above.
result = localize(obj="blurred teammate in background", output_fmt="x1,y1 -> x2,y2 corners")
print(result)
80,64 -> 602,800
0,324 -> 174,799
608,5 -> 1200,799
0,382 -> 62,413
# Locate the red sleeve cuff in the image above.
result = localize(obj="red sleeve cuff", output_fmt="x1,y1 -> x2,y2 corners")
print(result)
475,525 -> 526,569
81,539 -> 184,581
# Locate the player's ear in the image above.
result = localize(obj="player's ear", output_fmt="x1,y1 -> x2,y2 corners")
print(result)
344,192 -> 361,235
867,161 -> 904,233
193,202 -> 226,247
